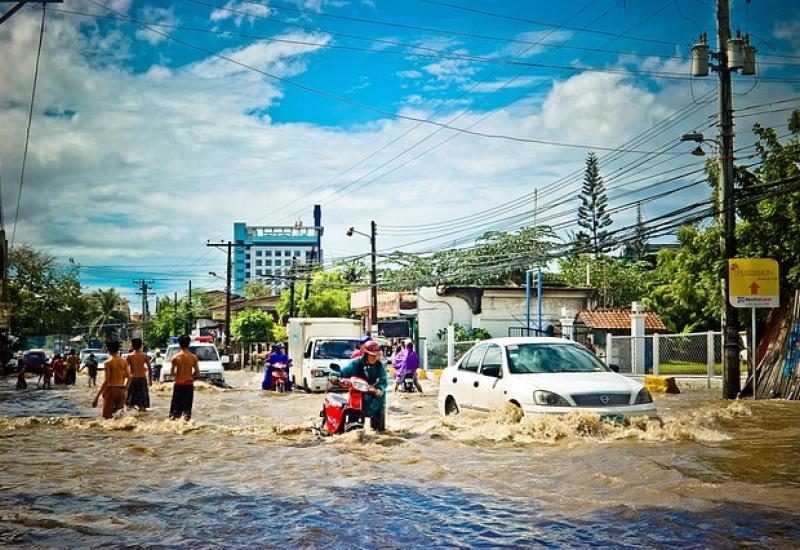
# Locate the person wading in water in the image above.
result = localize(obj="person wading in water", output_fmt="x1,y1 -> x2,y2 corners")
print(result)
92,341 -> 131,419
125,338 -> 152,412
169,335 -> 200,421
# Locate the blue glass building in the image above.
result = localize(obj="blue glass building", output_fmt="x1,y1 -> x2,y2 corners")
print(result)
233,206 -> 322,292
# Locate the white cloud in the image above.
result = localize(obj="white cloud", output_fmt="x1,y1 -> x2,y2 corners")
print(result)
397,69 -> 422,79
134,6 -> 177,45
774,20 -> 800,54
2,9 -> 796,307
209,1 -> 270,26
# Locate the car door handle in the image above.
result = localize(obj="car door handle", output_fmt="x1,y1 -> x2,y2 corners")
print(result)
452,377 -> 457,384
473,381 -> 479,388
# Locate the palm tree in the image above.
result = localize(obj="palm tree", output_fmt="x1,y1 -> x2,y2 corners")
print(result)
89,288 -> 122,339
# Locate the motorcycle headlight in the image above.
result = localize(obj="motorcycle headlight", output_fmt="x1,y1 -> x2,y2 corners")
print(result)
533,390 -> 571,407
634,388 -> 653,404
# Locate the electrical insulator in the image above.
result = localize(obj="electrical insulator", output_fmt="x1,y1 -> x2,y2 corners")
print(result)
728,29 -> 745,70
741,35 -> 757,76
691,34 -> 709,77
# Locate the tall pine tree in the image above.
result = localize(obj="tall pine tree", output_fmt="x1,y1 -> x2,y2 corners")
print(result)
629,202 -> 648,260
575,152 -> 613,256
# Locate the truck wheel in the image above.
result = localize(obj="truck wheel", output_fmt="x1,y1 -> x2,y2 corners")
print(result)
303,378 -> 311,393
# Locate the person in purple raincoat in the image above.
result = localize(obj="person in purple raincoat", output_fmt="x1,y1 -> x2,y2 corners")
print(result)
393,339 -> 422,394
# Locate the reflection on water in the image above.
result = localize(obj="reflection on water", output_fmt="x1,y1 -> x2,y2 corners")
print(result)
1,372 -> 799,547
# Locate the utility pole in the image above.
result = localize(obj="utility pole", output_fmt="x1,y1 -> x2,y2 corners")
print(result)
717,0 -> 741,399
289,259 -> 297,318
370,220 -> 377,330
187,280 -> 193,336
173,291 -> 178,337
0,1 -> 62,27
207,240 -> 233,351
134,279 -> 155,343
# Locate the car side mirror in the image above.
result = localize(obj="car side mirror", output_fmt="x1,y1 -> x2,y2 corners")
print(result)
608,364 -> 620,373
221,355 -> 230,364
329,364 -> 341,372
482,365 -> 501,378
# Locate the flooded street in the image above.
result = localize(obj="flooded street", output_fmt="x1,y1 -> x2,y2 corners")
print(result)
1,371 -> 799,548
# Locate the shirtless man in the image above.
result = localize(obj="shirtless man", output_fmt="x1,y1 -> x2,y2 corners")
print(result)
125,338 -> 152,412
92,341 -> 131,419
65,350 -> 80,385
169,335 -> 200,421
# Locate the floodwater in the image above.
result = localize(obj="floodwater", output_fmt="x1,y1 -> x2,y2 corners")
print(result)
1,370 -> 799,549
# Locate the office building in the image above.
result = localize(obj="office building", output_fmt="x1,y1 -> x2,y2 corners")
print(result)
233,205 -> 323,292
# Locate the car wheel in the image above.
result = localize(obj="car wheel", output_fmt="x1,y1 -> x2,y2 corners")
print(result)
509,400 -> 524,419
444,396 -> 459,415
303,377 -> 311,393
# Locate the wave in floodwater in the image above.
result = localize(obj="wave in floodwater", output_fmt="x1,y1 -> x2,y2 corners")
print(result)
0,398 -> 752,446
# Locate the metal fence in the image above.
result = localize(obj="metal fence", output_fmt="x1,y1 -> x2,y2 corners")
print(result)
420,338 -> 479,370
606,331 -> 729,383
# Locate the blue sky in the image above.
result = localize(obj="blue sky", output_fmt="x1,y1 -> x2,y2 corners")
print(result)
0,0 -> 798,311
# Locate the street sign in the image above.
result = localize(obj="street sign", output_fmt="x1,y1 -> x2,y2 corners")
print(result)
729,258 -> 780,308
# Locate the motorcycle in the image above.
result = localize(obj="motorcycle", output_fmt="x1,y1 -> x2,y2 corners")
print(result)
400,371 -> 418,393
262,361 -> 290,392
316,367 -> 376,436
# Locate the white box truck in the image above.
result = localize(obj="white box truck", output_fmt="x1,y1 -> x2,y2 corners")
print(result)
287,317 -> 363,392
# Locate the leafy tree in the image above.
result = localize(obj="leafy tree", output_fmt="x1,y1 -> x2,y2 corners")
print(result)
271,323 -> 287,344
381,226 -> 558,288
734,110 -> 800,292
88,287 -> 126,338
557,255 -> 651,309
436,323 -> 492,341
276,270 -> 355,320
243,280 -> 273,300
230,308 -> 274,344
643,225 -> 722,333
7,244 -> 88,343
575,152 -> 613,256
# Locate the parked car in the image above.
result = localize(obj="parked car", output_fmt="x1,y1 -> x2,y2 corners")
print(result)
437,337 -> 657,421
79,348 -> 102,364
89,353 -> 110,371
20,349 -> 48,375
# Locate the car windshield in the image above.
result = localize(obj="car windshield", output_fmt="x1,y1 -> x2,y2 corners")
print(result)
314,339 -> 359,360
190,346 -> 219,361
505,343 -> 608,374
92,354 -> 109,363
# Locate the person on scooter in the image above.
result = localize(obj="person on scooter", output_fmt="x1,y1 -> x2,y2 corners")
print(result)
350,334 -> 372,359
262,342 -> 292,391
330,340 -> 387,432
393,339 -> 423,394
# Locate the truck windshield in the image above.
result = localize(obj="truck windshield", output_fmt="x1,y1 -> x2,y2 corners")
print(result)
314,339 -> 359,360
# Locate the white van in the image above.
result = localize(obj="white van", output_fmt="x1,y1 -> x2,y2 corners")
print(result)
295,337 -> 360,392
287,318 -> 363,392
160,341 -> 227,384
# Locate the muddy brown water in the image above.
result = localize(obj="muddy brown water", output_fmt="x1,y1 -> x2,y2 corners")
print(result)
1,371 -> 799,548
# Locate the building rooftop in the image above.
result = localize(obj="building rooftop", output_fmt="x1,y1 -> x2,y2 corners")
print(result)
577,309 -> 667,332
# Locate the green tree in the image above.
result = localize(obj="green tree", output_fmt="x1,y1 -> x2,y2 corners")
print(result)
7,245 -> 87,343
629,202 -> 648,260
381,226 -> 557,288
243,280 -> 273,300
231,308 -> 274,343
436,323 -> 491,341
575,152 -> 613,256
643,225 -> 722,333
276,270 -> 354,320
557,255 -> 650,309
88,288 -> 125,338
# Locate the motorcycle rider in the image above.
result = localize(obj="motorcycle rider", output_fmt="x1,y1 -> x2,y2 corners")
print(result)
329,340 -> 387,432
393,339 -> 423,394
350,334 -> 372,359
262,342 -> 292,391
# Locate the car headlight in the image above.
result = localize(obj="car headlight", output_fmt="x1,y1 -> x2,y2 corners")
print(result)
533,390 -> 571,407
634,388 -> 653,404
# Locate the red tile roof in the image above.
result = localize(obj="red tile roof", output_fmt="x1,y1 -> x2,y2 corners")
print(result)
577,309 -> 667,332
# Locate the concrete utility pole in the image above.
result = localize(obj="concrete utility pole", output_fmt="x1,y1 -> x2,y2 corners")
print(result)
134,279 -> 155,343
207,241 -> 233,351
370,220 -> 377,330
187,280 -> 193,336
289,258 -> 297,318
173,292 -> 178,337
717,0 -> 741,399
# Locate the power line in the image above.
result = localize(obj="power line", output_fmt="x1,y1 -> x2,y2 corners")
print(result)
11,4 -> 47,248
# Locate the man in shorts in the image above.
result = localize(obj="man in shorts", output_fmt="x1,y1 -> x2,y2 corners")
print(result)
125,338 -> 152,411
92,341 -> 131,419
81,353 -> 99,387
65,349 -> 80,385
169,335 -> 200,421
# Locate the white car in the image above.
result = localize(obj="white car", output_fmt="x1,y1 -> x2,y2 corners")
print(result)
160,342 -> 227,384
438,337 -> 657,421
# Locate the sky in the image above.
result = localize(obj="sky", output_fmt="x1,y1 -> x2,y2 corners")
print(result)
0,0 -> 798,312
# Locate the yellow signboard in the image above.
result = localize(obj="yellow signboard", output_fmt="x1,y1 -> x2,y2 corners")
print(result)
729,258 -> 780,308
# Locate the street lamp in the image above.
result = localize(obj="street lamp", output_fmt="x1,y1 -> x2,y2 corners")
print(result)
680,132 -> 719,157
347,223 -> 377,332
